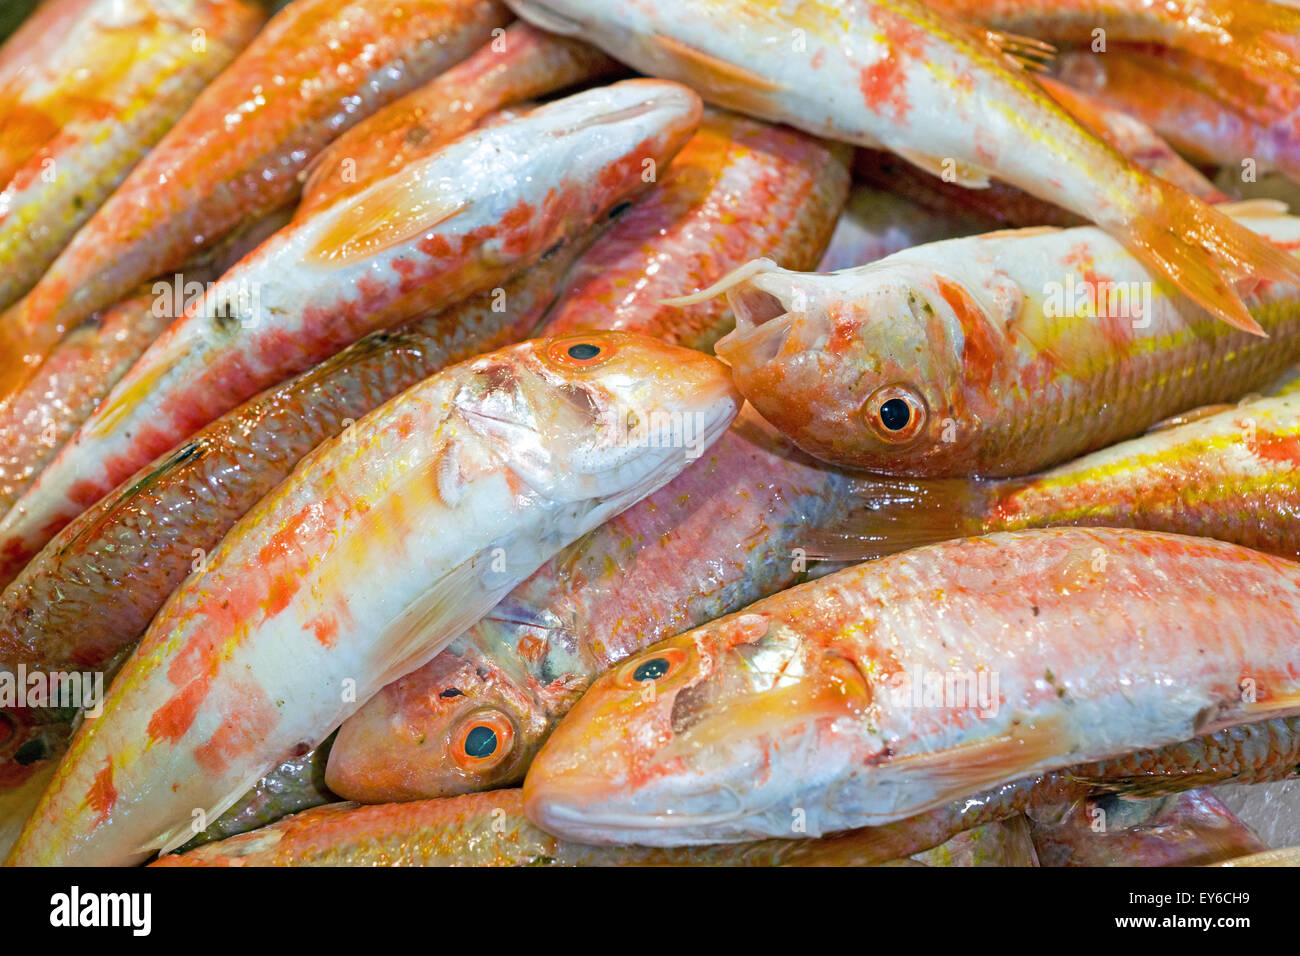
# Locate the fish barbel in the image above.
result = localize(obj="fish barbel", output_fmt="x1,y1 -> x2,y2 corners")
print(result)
324,409 -> 863,802
924,0 -> 1300,86
6,331 -> 740,866
0,0 -> 511,400
0,238 -> 593,840
0,0 -> 266,311
0,79 -> 702,587
505,0 -> 1300,337
299,21 -> 620,215
523,527 -> 1300,845
806,392 -> 1300,563
538,107 -> 850,350
706,204 -> 1300,477
149,789 -> 957,866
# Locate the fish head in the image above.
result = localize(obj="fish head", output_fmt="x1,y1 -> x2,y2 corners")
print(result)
713,260 -> 977,474
523,609 -> 880,845
326,646 -> 543,801
456,331 -> 742,507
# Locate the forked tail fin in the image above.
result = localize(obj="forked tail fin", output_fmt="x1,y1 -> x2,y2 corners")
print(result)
1120,174 -> 1300,336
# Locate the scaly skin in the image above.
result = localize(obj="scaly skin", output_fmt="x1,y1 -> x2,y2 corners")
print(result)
300,22 -> 620,215
981,393 -> 1300,558
849,76 -> 1226,234
0,239 -> 593,825
711,210 -> 1300,477
0,0 -> 511,398
820,716 -> 1300,864
6,332 -> 740,866
1056,43 -> 1300,187
324,409 -> 862,803
1027,789 -> 1267,867
524,528 -> 1300,845
925,0 -> 1300,86
506,0 -> 1300,337
0,81 -> 702,587
150,789 -> 952,866
539,108 -> 851,351
0,206 -> 290,517
0,0 -> 266,311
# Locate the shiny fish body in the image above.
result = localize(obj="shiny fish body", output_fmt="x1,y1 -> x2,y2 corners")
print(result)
927,0 -> 1300,86
300,21 -> 619,215
151,789 -> 936,867
7,332 -> 740,865
324,409 -> 861,802
524,527 -> 1300,845
0,0 -> 265,311
0,80 -> 702,587
539,107 -> 850,350
505,0 -> 1300,337
0,0 -> 511,399
711,208 -> 1300,478
0,206 -> 289,518
0,242 -> 589,819
1056,44 -> 1300,188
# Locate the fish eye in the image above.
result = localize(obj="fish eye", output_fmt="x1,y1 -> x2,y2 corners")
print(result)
633,658 -> 670,682
862,385 -> 926,444
545,337 -> 614,368
617,647 -> 690,690
451,710 -> 516,771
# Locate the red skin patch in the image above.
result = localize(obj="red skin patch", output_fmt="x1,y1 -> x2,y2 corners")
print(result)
937,277 -> 998,394
1246,427 -> 1300,466
148,675 -> 210,744
307,611 -> 339,649
86,758 -> 118,826
192,683 -> 280,775
858,13 -> 927,121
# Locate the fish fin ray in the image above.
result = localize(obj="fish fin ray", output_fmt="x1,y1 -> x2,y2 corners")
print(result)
893,147 -> 992,189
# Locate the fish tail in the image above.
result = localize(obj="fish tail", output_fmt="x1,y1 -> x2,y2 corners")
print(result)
1117,174 -> 1300,336
804,475 -> 991,562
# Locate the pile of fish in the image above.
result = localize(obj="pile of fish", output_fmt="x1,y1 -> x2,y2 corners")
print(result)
2,0 -> 1300,867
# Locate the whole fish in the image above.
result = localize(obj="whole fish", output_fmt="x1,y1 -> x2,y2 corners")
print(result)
0,237 -> 591,828
0,80 -> 702,587
0,206 -> 290,516
703,205 -> 1300,478
1056,44 -> 1300,188
523,527 -> 1300,845
299,21 -> 620,215
504,0 -> 1300,337
150,788 -> 945,867
0,0 -> 511,400
0,0 -> 266,311
324,409 -> 862,803
807,393 -> 1300,563
538,108 -> 851,350
1028,789 -> 1267,867
925,0 -> 1300,86
7,331 -> 740,865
